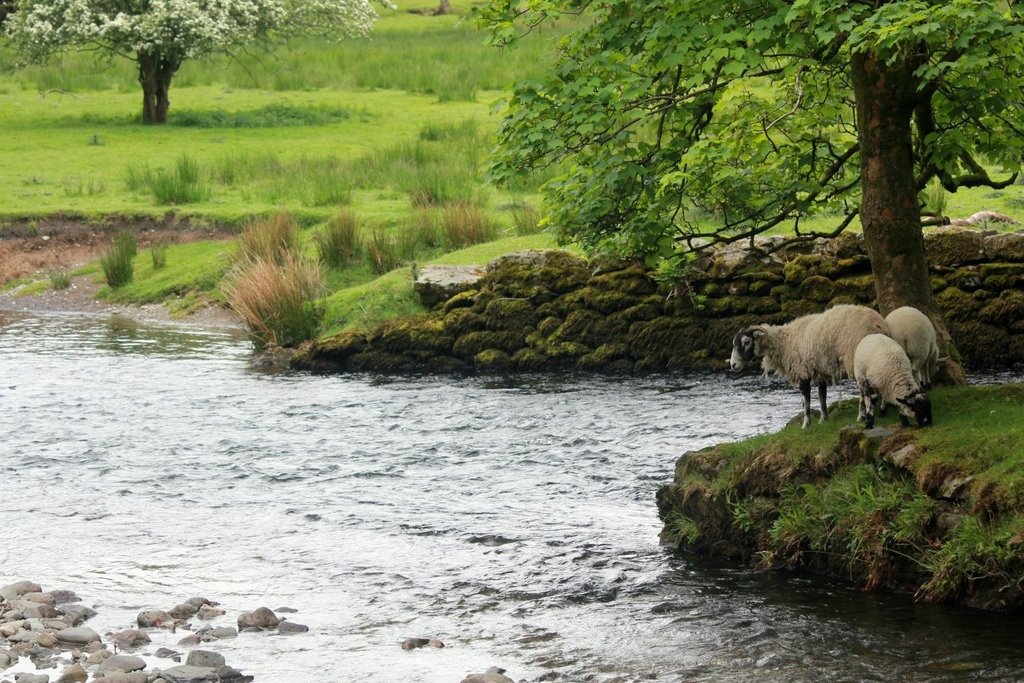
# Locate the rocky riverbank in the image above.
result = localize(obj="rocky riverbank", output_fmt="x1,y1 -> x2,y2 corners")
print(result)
295,225 -> 1024,375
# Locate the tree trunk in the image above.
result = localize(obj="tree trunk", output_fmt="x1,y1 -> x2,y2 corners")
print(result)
138,52 -> 176,124
851,51 -> 966,385
434,0 -> 453,15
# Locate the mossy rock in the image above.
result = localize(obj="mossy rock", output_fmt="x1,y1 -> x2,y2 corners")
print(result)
526,331 -> 591,360
347,350 -> 419,373
370,317 -> 453,356
930,275 -> 949,292
627,317 -> 704,366
424,355 -> 472,373
535,315 -> 562,337
769,284 -> 795,300
936,287 -> 982,322
983,232 -> 1024,262
747,296 -> 782,315
748,279 -> 775,296
781,299 -> 820,318
608,297 -> 663,326
512,347 -> 550,371
580,287 -> 640,314
924,228 -> 986,266
739,269 -> 785,285
576,342 -> 629,371
725,280 -> 750,295
443,289 -> 479,312
293,329 -> 367,367
783,255 -> 823,283
483,297 -> 540,332
552,309 -> 618,348
979,263 -> 1024,290
589,264 -> 658,296
818,255 -> 871,278
798,275 -> 836,302
949,321 -> 1011,368
474,349 -> 514,373
833,274 -> 877,303
950,266 -> 983,292
979,291 -> 1024,330
485,249 -> 590,295
705,296 -> 749,317
443,308 -> 486,337
453,330 -> 525,357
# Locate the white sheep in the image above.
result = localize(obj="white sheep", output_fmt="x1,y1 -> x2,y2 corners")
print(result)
730,304 -> 890,428
854,333 -> 933,428
884,306 -> 939,388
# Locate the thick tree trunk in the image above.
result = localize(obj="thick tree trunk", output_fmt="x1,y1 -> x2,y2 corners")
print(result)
138,52 -> 176,124
434,0 -> 453,15
851,51 -> 966,384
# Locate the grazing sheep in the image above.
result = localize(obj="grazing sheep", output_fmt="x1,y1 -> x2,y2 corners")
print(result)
730,304 -> 889,428
884,306 -> 940,388
854,333 -> 933,428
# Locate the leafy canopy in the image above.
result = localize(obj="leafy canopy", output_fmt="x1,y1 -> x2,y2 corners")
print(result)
475,1 -> 1024,261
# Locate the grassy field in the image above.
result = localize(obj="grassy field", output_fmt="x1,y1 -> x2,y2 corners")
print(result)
2,0 -> 1024,345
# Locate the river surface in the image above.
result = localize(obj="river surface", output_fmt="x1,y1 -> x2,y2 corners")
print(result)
2,311 -> 1023,683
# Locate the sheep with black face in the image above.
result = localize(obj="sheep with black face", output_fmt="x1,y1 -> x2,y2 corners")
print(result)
730,304 -> 890,428
854,333 -> 933,428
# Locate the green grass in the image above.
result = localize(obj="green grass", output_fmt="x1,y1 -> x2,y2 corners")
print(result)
102,241 -> 232,305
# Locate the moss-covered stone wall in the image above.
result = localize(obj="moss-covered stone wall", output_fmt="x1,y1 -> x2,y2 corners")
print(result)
293,228 -> 1024,374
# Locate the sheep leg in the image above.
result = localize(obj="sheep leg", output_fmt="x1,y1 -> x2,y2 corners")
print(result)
799,378 -> 812,429
858,380 -> 876,429
817,380 -> 828,423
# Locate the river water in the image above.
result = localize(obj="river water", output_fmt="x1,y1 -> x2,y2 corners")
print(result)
2,311 -> 1023,683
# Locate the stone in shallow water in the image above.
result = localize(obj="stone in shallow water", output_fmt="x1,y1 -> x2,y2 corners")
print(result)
112,629 -> 151,648
14,673 -> 49,683
200,627 -> 237,640
185,650 -> 225,669
154,647 -> 181,659
185,597 -> 216,609
55,604 -> 96,626
277,620 -> 309,634
0,582 -> 41,601
460,667 -> 514,683
94,673 -> 146,683
236,607 -> 278,630
169,603 -> 198,620
97,653 -> 146,673
55,663 -> 87,682
196,605 -> 225,620
55,626 -> 100,645
177,634 -> 202,646
137,610 -> 173,628
159,664 -> 219,683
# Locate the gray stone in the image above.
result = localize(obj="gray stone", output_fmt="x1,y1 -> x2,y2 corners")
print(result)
885,444 -> 920,470
21,604 -> 58,619
184,597 -> 215,609
55,627 -> 100,645
195,605 -> 224,620
154,647 -> 181,660
277,621 -> 309,634
414,264 -> 486,308
168,604 -> 197,620
401,637 -> 429,650
93,674 -> 146,683
274,607 -> 298,614
185,650 -> 225,669
216,665 -> 253,683
177,635 -> 201,647
97,654 -> 147,673
55,604 -> 96,626
85,649 -> 111,664
236,607 -> 278,630
461,667 -> 514,683
46,591 -> 78,606
21,593 -> 55,606
158,665 -> 219,683
14,673 -> 49,683
0,650 -> 14,668
200,627 -> 236,640
137,610 -> 173,628
112,629 -> 151,649
55,663 -> 87,682
0,582 -> 42,602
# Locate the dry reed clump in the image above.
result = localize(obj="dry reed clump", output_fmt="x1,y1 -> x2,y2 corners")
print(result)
236,212 -> 302,265
222,252 -> 323,349
442,203 -> 497,248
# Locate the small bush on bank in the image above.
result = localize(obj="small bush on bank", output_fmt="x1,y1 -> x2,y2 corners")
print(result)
365,228 -> 402,274
237,212 -> 302,265
100,231 -> 137,288
49,268 -> 71,290
314,209 -> 362,268
222,253 -> 322,349
511,202 -> 542,235
150,241 -> 168,269
442,203 -> 497,248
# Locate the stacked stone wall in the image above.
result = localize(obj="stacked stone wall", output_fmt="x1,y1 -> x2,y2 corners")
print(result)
294,228 -> 1024,374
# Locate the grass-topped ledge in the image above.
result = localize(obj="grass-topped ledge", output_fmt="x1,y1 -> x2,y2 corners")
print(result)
656,383 -> 1024,612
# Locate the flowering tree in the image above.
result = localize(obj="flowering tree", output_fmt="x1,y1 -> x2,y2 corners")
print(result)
5,0 -> 385,123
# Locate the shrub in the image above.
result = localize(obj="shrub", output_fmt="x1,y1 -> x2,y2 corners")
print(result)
237,212 -> 302,265
150,155 -> 211,205
314,209 -> 362,268
441,203 -> 497,248
365,228 -> 402,274
222,253 -> 323,349
49,268 -> 71,290
100,232 -> 137,288
511,202 -> 542,235
150,241 -> 168,269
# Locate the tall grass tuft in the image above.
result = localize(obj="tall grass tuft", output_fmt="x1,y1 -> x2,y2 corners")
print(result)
127,155 -> 211,205
100,231 -> 137,288
150,241 -> 168,269
410,209 -> 441,249
314,209 -> 362,268
365,228 -> 402,274
49,268 -> 71,290
222,253 -> 323,349
511,202 -> 543,235
237,212 -> 302,264
441,203 -> 498,248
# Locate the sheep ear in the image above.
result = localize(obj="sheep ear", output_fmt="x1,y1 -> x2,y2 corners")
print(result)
896,397 -> 911,406
750,327 -> 766,341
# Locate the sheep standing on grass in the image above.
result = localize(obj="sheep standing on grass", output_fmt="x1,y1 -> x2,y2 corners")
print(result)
854,333 -> 933,428
730,304 -> 890,429
884,306 -> 940,388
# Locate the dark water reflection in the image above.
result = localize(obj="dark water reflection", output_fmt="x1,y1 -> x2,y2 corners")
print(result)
1,312 -> 1022,682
